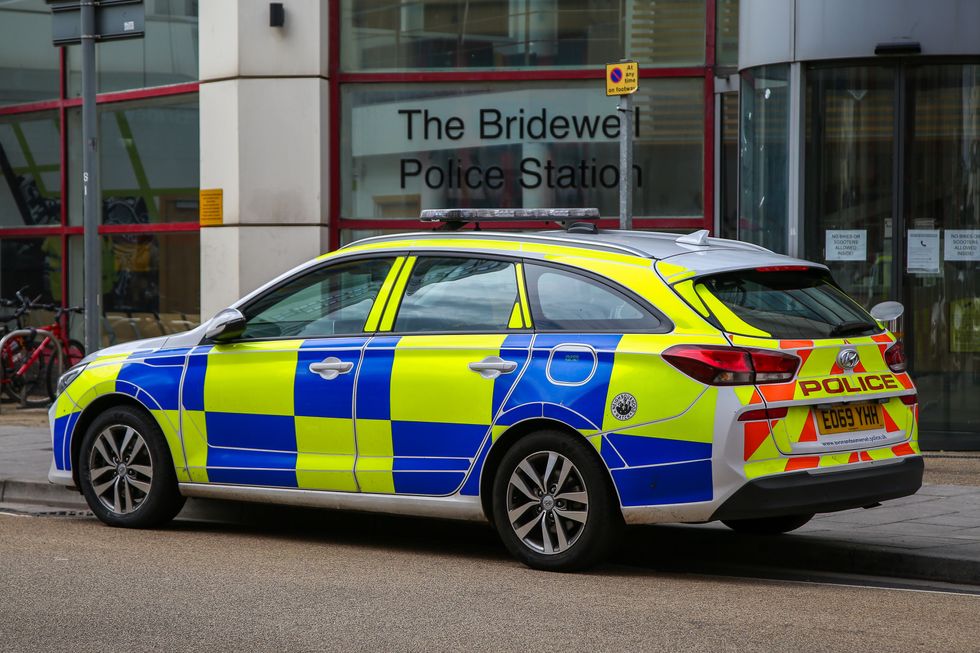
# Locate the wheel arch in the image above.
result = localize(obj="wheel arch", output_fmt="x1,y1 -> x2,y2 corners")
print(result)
69,393 -> 167,487
477,417 -> 621,523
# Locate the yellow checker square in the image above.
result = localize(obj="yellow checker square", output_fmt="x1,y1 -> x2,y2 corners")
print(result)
390,335 -> 505,424
150,409 -> 187,473
203,341 -> 301,415
355,457 -> 394,494
296,454 -> 357,492
180,409 -> 210,471
67,360 -> 124,407
295,416 -> 355,456
356,419 -> 393,457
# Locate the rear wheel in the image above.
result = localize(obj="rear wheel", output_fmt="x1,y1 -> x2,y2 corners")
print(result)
492,430 -> 622,572
722,513 -> 814,535
78,406 -> 185,528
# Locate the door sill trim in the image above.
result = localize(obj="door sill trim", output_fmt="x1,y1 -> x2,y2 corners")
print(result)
178,482 -> 488,522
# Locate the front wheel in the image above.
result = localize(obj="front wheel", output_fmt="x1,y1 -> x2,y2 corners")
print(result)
722,513 -> 814,535
492,430 -> 622,572
78,406 -> 185,528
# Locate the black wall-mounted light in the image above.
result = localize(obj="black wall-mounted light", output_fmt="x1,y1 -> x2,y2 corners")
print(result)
875,41 -> 921,56
270,2 -> 285,28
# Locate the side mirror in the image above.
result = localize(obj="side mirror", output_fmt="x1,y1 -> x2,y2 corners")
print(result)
870,300 -> 904,323
205,308 -> 246,342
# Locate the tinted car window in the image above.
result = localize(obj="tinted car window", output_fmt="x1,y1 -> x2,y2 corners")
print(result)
695,269 -> 880,339
241,258 -> 394,339
524,263 -> 662,331
394,257 -> 518,332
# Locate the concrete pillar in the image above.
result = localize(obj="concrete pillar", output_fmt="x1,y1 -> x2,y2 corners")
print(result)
198,0 -> 331,319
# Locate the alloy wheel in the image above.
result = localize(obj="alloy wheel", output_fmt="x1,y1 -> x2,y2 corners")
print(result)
88,424 -> 154,515
506,450 -> 589,555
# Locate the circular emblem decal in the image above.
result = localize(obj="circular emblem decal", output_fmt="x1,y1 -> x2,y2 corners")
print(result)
610,393 -> 638,421
837,349 -> 859,370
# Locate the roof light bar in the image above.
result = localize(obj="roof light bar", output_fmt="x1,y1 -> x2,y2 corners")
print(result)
420,208 -> 600,223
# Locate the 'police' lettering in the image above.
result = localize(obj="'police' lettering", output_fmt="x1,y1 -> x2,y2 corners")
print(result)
799,374 -> 902,397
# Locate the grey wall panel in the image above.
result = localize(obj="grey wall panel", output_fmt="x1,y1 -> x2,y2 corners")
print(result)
741,0 -> 980,69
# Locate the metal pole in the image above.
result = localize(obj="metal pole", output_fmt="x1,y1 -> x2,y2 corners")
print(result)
618,92 -> 634,230
81,1 -> 101,352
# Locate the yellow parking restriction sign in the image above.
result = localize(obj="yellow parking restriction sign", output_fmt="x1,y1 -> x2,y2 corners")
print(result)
605,61 -> 638,96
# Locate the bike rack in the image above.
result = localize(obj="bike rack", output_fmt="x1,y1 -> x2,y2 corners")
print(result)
0,328 -> 64,413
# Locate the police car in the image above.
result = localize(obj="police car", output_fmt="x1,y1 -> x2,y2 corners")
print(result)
49,209 -> 922,571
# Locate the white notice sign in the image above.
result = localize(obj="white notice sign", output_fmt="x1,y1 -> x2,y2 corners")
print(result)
945,230 -> 980,261
907,229 -> 941,273
825,230 -> 867,261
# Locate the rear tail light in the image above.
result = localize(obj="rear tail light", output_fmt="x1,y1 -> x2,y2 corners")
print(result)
899,394 -> 917,406
738,406 -> 789,422
884,341 -> 907,372
663,345 -> 800,386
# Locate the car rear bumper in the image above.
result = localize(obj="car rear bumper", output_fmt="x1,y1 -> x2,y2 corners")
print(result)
710,455 -> 923,521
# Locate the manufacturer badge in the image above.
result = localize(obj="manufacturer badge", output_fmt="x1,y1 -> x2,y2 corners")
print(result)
611,392 -> 637,421
837,349 -> 859,370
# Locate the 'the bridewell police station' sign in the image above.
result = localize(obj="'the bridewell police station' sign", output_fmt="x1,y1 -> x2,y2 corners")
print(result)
347,89 -> 646,199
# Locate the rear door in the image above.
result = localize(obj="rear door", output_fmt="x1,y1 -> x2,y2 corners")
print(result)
676,267 -> 916,455
353,255 -> 532,496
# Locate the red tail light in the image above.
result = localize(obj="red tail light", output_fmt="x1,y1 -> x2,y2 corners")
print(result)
663,345 -> 800,386
738,406 -> 789,422
884,341 -> 907,372
899,394 -> 917,406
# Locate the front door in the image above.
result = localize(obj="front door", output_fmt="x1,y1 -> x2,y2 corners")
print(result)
180,256 -> 399,489
353,255 -> 532,496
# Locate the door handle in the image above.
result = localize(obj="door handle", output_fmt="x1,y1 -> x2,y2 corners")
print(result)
309,357 -> 354,381
468,356 -> 518,379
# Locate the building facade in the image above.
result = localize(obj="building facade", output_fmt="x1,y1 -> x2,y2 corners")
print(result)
0,0 -> 976,448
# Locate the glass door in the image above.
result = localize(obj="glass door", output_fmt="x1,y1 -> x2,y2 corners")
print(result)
903,64 -> 980,446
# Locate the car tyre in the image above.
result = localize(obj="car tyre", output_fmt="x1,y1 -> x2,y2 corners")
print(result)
492,430 -> 622,572
78,405 -> 185,528
721,513 -> 814,535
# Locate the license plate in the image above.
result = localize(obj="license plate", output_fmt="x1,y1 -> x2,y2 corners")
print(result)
816,403 -> 883,435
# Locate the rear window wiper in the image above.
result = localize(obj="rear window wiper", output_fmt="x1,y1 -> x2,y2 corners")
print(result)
829,320 -> 876,337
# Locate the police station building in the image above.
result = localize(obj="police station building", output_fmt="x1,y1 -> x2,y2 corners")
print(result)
0,0 -> 978,448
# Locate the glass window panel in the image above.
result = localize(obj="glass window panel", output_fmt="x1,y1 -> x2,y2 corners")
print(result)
0,0 -> 60,106
69,96 -> 200,226
525,263 -> 661,331
803,65 -> 895,307
0,238 -> 62,309
739,64 -> 789,253
69,232 -> 200,345
341,80 -> 703,222
341,0 -> 705,71
719,92 -> 738,239
715,0 -> 739,68
394,257 -> 518,333
0,112 -> 61,227
242,258 -> 395,339
904,64 -> 980,441
67,0 -> 199,95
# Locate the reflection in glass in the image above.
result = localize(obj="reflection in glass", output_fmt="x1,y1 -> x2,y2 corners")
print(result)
341,0 -> 705,70
905,64 -> 980,442
0,113 -> 61,227
342,81 -> 703,221
67,1 -> 199,95
0,237 -> 62,305
804,65 -> 895,307
69,232 -> 200,346
719,92 -> 738,239
739,64 -> 789,253
715,0 -> 739,68
68,97 -> 200,226
0,0 -> 60,106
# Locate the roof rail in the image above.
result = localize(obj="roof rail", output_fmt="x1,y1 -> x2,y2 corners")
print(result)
420,208 -> 599,231
339,230 -> 650,258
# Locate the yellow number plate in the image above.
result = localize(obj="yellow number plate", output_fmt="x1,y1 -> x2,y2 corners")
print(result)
816,403 -> 883,435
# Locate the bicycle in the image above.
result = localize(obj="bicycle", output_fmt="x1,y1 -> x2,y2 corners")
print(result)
0,289 -> 85,407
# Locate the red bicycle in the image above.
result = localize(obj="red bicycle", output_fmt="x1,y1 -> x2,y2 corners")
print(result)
0,289 -> 85,407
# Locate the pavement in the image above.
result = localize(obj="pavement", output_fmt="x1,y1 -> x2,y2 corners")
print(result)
2,406 -> 980,586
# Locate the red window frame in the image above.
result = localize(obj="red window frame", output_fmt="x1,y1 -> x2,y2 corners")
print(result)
0,48 -> 200,308
327,0 -> 717,250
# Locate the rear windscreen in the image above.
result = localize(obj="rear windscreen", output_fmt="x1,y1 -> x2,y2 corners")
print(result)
686,269 -> 881,339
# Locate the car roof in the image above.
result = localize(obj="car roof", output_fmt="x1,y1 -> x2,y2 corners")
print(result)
339,229 -> 826,276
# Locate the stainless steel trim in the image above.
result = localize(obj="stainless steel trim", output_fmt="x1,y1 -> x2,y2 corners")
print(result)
178,483 -> 489,522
